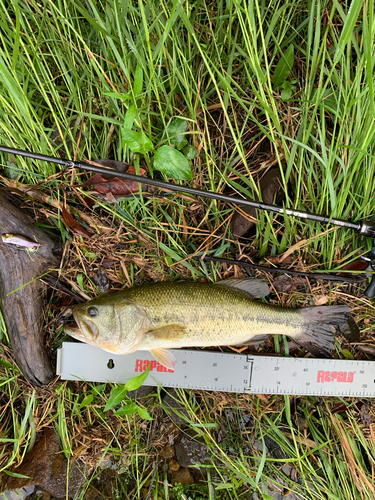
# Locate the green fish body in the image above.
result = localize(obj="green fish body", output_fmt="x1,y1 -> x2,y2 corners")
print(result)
64,279 -> 357,369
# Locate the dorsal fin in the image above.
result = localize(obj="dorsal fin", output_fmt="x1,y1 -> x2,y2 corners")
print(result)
215,278 -> 269,299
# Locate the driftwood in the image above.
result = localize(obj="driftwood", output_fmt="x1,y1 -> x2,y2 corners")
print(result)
0,191 -> 62,385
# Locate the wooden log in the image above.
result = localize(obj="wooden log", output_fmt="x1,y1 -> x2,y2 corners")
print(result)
0,191 -> 62,385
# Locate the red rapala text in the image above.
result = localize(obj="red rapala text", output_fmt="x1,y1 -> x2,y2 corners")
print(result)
317,370 -> 354,383
135,359 -> 174,373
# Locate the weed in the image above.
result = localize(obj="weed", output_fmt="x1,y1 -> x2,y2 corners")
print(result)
0,0 -> 374,498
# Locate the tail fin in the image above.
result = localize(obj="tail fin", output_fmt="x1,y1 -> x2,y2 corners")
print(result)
294,305 -> 359,356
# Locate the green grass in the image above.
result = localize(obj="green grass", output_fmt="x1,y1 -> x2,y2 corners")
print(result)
0,0 -> 375,498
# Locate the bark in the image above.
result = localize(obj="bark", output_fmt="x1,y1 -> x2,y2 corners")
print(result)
0,191 -> 61,385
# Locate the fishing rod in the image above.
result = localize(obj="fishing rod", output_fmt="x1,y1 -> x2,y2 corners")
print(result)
1,145 -> 375,295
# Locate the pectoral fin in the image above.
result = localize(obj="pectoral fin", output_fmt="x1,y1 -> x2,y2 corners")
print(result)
150,348 -> 177,370
147,324 -> 186,341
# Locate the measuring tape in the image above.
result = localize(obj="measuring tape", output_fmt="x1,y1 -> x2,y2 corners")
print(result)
57,343 -> 375,397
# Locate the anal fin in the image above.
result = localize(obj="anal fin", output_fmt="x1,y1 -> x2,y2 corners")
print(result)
236,334 -> 272,346
150,348 -> 177,370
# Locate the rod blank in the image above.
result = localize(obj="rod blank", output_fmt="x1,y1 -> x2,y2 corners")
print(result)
0,145 -> 362,232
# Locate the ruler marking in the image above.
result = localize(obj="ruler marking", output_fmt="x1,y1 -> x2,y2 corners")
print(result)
57,344 -> 375,397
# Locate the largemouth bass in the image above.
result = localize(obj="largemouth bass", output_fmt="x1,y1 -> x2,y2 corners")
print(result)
64,278 -> 358,369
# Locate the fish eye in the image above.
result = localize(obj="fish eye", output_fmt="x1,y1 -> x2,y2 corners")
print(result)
88,307 -> 98,317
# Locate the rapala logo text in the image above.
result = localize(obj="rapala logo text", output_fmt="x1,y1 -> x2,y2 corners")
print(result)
135,359 -> 174,373
317,370 -> 354,383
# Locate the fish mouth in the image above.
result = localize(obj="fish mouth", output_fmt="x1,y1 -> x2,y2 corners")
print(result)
79,319 -> 99,340
63,324 -> 84,340
63,316 -> 99,343
63,319 -> 121,353
61,309 -> 84,340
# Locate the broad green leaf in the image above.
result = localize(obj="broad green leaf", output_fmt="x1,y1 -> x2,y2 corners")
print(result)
183,145 -> 198,160
125,363 -> 151,391
121,129 -> 153,154
116,402 -> 138,416
281,89 -> 292,100
124,104 -> 136,130
77,273 -> 85,290
90,384 -> 106,395
281,82 -> 292,101
273,44 -> 294,87
79,394 -> 93,409
167,118 -> 188,149
4,161 -> 20,180
342,349 -> 354,360
104,91 -> 132,101
154,145 -> 192,180
137,407 -> 153,420
177,137 -> 188,150
104,385 -> 127,412
133,63 -> 143,97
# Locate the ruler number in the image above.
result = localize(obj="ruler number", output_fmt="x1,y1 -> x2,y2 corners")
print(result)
182,361 -> 187,365
213,363 -> 217,367
363,384 -> 367,389
306,382 -> 310,386
276,381 -> 281,385
274,367 -> 279,371
303,368 -> 308,372
360,370 -> 364,374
